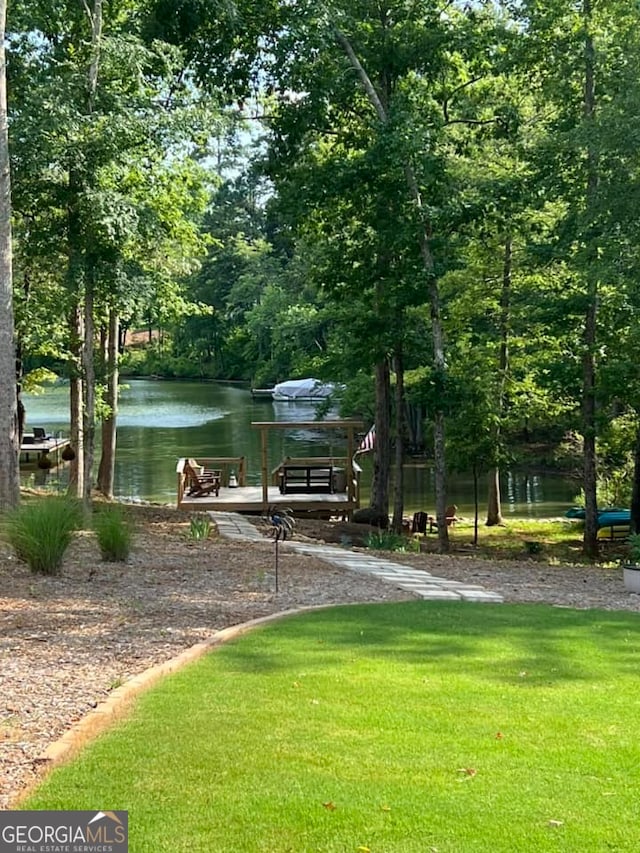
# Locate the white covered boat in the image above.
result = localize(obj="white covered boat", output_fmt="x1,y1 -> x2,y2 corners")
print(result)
272,378 -> 337,402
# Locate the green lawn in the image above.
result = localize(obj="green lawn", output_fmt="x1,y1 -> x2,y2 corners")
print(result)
24,601 -> 640,852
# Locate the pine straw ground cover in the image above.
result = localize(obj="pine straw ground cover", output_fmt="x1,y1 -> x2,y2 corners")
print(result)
1,504 -> 639,810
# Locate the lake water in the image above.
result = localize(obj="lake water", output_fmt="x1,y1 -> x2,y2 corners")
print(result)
21,379 -> 578,517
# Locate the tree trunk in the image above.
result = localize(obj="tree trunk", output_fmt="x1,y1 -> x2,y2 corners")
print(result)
87,0 -> 103,108
405,402 -> 424,453
473,464 -> 480,546
15,338 -> 25,442
0,0 -> 19,510
631,418 -> 640,535
333,25 -> 449,550
82,277 -> 95,506
67,303 -> 84,498
404,155 -> 448,550
391,344 -> 405,534
97,310 -> 119,497
486,235 -> 512,525
486,468 -> 502,527
79,0 -> 103,506
582,0 -> 599,558
370,359 -> 391,523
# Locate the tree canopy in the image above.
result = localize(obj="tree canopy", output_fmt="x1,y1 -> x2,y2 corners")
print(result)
3,0 -> 640,554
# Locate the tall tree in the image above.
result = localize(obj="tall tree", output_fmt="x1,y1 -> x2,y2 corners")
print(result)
0,0 -> 19,510
509,0 -> 640,554
9,0 -> 212,501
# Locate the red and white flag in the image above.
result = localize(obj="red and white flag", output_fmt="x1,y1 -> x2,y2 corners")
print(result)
356,424 -> 375,454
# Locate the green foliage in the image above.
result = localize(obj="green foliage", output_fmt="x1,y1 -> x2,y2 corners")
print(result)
573,468 -> 632,511
120,343 -> 213,380
20,369 -> 61,394
9,0 -> 216,389
627,533 -> 640,565
93,505 -> 133,562
13,0 -> 640,535
365,529 -> 418,553
3,497 -> 82,575
596,468 -> 633,510
188,513 -> 211,541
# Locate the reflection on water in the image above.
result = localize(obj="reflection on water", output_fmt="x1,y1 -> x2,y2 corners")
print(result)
21,379 -> 578,516
118,383 -> 228,428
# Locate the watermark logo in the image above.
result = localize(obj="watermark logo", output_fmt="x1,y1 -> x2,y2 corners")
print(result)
0,810 -> 128,853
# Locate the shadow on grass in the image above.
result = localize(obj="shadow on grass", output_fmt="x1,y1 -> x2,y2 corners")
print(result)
217,600 -> 640,686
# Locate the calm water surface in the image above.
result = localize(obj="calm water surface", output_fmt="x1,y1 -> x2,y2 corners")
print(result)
22,379 -> 578,517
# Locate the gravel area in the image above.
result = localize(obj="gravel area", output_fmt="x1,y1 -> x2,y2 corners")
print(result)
383,549 -> 640,611
1,507 -> 638,808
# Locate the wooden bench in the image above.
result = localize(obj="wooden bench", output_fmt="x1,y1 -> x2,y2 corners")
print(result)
279,465 -> 334,494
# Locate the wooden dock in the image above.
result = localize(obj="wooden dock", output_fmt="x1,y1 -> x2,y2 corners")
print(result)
179,484 -> 356,516
20,435 -> 72,466
177,419 -> 365,517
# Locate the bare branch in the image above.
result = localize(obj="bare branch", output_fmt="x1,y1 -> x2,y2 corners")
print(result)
444,116 -> 501,127
332,26 -> 388,122
79,0 -> 93,26
87,0 -> 103,107
442,76 -> 483,123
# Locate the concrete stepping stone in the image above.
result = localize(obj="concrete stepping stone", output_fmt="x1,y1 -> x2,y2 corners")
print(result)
211,512 -> 504,604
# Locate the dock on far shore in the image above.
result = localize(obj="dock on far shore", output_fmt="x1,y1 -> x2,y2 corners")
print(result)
20,434 -> 72,466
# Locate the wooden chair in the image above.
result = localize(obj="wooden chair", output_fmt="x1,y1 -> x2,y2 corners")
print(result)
427,505 -> 459,532
445,504 -> 459,526
184,460 -> 221,497
411,511 -> 430,535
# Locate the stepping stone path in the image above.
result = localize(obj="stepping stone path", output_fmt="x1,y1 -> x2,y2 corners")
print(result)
210,512 -> 503,603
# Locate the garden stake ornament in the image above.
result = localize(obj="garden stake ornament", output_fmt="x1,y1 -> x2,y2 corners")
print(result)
265,507 -> 295,593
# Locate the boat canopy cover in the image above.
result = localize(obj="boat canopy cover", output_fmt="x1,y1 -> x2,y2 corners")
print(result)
273,378 -> 336,400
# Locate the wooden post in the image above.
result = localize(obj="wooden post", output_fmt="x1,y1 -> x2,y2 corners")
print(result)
346,425 -> 355,502
260,428 -> 269,511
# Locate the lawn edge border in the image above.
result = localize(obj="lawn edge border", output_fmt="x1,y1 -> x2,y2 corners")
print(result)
15,605 -> 334,806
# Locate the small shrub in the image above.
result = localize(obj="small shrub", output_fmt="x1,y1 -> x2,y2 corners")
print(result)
189,513 -> 211,541
3,497 -> 82,575
365,530 -> 409,552
94,505 -> 132,562
627,533 -> 640,565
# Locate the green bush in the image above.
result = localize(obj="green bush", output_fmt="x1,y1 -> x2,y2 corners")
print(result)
3,497 -> 82,575
365,529 -> 417,552
93,504 -> 132,562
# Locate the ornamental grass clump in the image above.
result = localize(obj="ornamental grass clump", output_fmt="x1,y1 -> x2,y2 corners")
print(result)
94,504 -> 133,562
3,497 -> 82,575
188,513 -> 211,541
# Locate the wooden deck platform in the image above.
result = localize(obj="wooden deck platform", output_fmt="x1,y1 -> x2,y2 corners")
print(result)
20,436 -> 71,465
179,484 -> 355,516
177,419 -> 364,517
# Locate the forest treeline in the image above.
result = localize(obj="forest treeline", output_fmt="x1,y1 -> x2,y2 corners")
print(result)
1,0 -> 640,556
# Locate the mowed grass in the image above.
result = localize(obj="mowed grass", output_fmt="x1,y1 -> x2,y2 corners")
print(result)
418,518 -> 604,563
25,602 -> 640,852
